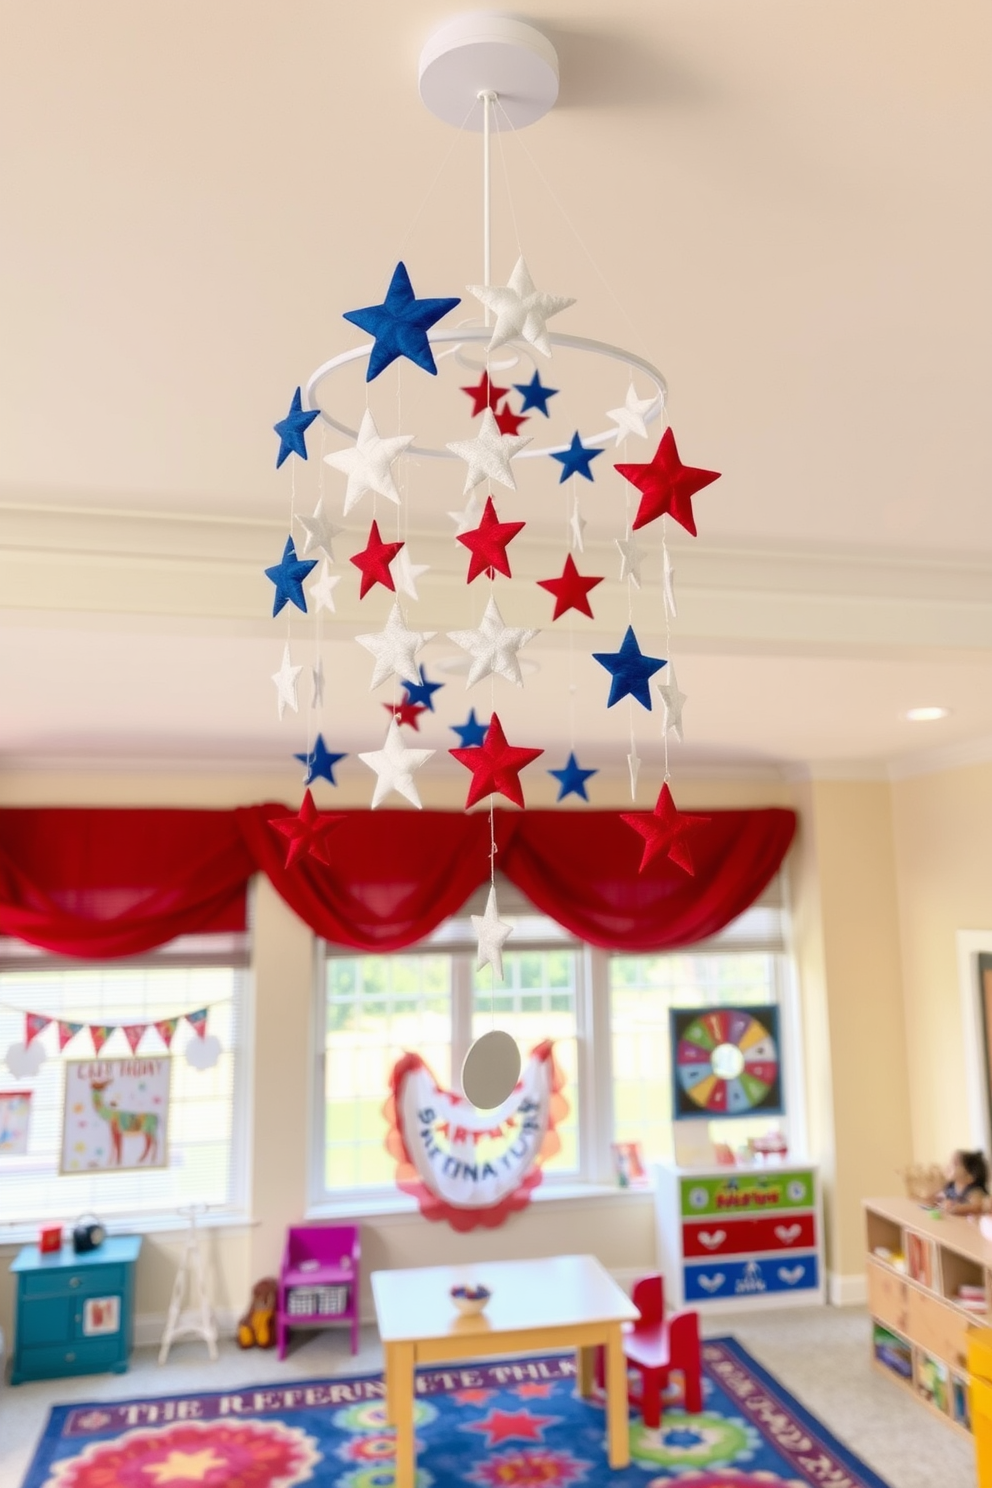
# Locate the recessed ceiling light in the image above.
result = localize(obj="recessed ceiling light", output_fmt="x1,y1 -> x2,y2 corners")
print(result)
905,706 -> 951,722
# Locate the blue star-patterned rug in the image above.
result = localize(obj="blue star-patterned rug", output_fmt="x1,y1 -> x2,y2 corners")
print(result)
20,1337 -> 891,1488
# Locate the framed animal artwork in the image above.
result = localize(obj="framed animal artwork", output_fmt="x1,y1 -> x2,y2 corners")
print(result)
60,1058 -> 170,1174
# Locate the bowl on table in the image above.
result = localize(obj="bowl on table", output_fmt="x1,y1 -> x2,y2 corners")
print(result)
450,1284 -> 491,1316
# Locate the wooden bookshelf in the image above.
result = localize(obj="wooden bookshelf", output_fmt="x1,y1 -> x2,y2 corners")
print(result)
864,1196 -> 988,1435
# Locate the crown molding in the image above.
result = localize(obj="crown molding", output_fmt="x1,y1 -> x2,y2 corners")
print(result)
887,733 -> 992,782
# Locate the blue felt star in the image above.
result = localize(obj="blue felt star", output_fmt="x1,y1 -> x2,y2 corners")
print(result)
274,388 -> 320,469
550,432 -> 604,484
549,752 -> 598,802
514,370 -> 559,417
403,667 -> 444,712
450,709 -> 489,749
265,537 -> 317,617
592,626 -> 666,710
294,734 -> 347,786
343,262 -> 460,382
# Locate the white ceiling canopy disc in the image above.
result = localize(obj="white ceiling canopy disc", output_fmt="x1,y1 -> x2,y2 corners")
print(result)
419,13 -> 559,131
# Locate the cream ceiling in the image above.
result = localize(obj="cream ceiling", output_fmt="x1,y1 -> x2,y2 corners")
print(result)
0,1 -> 990,785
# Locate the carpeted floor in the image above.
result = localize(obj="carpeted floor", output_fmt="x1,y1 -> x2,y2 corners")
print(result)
15,1336 -> 897,1488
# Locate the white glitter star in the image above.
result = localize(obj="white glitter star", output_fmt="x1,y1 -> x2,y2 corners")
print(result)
663,546 -> 678,618
311,658 -> 325,709
271,643 -> 303,720
323,409 -> 415,515
615,534 -> 644,589
358,719 -> 434,809
468,257 -> 575,358
296,499 -> 343,561
569,495 -> 587,553
605,385 -> 659,446
356,602 -> 436,689
627,750 -> 641,800
390,547 -> 430,601
657,663 -> 688,741
448,491 -> 484,538
472,885 -> 514,981
310,561 -> 341,614
447,595 -> 539,689
446,407 -> 530,494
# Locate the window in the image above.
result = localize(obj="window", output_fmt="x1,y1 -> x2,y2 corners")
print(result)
311,878 -> 798,1209
315,879 -> 582,1202
0,935 -> 249,1231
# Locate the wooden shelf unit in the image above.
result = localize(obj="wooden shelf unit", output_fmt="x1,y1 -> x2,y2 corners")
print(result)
864,1196 -> 989,1435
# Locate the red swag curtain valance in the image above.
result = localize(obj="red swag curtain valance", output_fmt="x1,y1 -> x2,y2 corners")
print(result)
0,805 -> 796,960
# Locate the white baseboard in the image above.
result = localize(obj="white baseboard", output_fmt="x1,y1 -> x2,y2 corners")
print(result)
134,1310 -> 238,1350
828,1272 -> 867,1306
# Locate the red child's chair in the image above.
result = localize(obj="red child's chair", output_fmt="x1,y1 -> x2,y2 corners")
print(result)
277,1224 -> 361,1360
597,1274 -> 703,1428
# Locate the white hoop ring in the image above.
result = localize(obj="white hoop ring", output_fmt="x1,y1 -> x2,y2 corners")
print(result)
305,329 -> 668,460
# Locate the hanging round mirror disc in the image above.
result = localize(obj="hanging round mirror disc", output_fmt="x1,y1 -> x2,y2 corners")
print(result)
462,1029 -> 522,1110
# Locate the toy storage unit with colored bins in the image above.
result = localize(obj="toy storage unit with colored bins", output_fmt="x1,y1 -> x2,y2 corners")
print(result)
9,1236 -> 141,1384
864,1195 -> 992,1436
653,1161 -> 824,1310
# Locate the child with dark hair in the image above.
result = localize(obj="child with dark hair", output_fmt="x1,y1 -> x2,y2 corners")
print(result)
933,1149 -> 989,1215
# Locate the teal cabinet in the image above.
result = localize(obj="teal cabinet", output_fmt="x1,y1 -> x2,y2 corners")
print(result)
10,1236 -> 141,1384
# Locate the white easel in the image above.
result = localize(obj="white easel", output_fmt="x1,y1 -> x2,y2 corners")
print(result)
158,1204 -> 219,1364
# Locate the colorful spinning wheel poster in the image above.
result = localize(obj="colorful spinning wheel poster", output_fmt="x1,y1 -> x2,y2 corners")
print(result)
670,1005 -> 783,1120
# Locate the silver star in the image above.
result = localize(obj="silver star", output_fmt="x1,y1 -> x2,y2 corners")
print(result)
615,534 -> 644,589
606,385 -> 658,446
323,409 -> 415,515
472,885 -> 513,981
448,491 -> 484,538
356,602 -> 436,689
271,643 -> 303,720
310,561 -> 341,614
447,595 -> 539,688
569,496 -> 587,553
663,546 -> 678,618
446,407 -> 530,494
390,547 -> 430,601
468,257 -> 575,358
627,750 -> 641,800
296,499 -> 343,561
657,663 -> 688,741
358,719 -> 434,809
311,658 -> 325,709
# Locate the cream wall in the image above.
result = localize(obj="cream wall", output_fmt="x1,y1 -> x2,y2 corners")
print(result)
891,757 -> 992,1164
0,763 -> 920,1345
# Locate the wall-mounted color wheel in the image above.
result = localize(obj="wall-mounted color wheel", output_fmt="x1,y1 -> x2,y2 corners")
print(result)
675,1008 -> 779,1115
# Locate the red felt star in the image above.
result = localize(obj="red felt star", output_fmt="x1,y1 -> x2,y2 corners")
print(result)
615,426 -> 720,537
350,520 -> 403,599
269,789 -> 346,868
494,401 -> 529,436
463,1408 -> 555,1447
536,554 -> 604,620
621,782 -> 710,874
384,700 -> 427,730
457,495 -> 526,583
450,712 -> 543,808
461,372 -> 510,417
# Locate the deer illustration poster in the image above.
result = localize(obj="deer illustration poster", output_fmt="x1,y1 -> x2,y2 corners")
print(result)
61,1058 -> 170,1174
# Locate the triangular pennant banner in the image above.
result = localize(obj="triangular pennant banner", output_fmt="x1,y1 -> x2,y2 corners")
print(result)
89,1024 -> 113,1054
58,1020 -> 84,1051
122,1024 -> 145,1054
25,1012 -> 51,1047
153,1017 -> 180,1049
185,1009 -> 209,1040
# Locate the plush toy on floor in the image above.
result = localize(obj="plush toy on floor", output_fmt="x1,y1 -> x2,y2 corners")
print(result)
237,1276 -> 278,1349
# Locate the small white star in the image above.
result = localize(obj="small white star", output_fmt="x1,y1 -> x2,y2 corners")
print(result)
358,719 -> 434,809
605,385 -> 659,446
472,885 -> 514,981
390,547 -> 430,601
663,546 -> 678,618
627,750 -> 641,800
310,561 -> 341,614
311,658 -> 325,709
468,257 -> 575,358
615,534 -> 644,589
447,595 -> 539,688
448,491 -> 484,538
271,643 -> 303,720
569,496 -> 586,553
323,409 -> 415,515
657,663 -> 688,741
356,602 -> 436,689
296,499 -> 343,561
446,407 -> 530,494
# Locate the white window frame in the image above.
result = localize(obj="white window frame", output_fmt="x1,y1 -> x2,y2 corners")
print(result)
0,933 -> 254,1241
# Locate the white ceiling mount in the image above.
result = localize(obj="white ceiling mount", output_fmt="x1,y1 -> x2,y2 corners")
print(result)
418,13 -> 559,131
